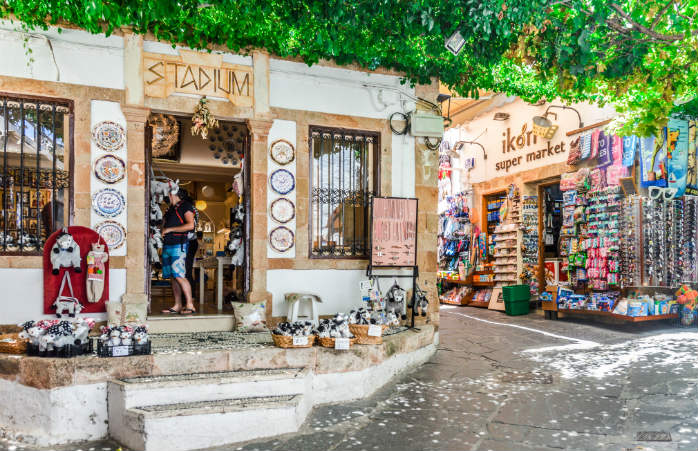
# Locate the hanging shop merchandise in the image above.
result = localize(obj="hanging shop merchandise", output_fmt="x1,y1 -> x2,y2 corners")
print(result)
540,118 -> 698,324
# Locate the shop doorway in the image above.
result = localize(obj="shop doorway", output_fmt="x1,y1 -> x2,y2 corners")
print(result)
537,181 -> 567,290
145,114 -> 249,319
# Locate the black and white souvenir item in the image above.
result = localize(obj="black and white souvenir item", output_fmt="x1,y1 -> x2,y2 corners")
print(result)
50,229 -> 82,275
51,272 -> 82,318
385,282 -> 407,320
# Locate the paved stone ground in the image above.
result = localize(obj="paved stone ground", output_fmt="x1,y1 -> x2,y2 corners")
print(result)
4,306 -> 698,451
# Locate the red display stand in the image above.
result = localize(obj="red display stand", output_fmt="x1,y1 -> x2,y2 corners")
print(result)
43,226 -> 110,314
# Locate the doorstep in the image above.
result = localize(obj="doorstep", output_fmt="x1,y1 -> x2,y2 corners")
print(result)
147,314 -> 235,333
0,325 -> 436,390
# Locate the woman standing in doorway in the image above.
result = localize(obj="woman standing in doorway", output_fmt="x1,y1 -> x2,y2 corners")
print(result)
160,182 -> 197,315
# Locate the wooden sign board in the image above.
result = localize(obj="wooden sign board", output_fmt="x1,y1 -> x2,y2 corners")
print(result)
370,197 -> 418,267
144,50 -> 254,107
488,287 -> 505,311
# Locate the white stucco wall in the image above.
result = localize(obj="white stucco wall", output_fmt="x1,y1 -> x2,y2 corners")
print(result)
0,20 -> 123,89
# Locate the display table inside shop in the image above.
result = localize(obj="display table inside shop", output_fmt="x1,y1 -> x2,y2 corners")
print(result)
194,255 -> 237,310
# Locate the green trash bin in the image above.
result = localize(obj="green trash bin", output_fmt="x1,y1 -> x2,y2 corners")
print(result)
503,284 -> 531,302
504,298 -> 530,316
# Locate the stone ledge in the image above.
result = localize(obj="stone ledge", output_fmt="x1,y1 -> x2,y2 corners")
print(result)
0,325 -> 435,390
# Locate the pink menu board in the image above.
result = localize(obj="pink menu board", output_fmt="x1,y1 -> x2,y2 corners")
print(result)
371,197 -> 418,267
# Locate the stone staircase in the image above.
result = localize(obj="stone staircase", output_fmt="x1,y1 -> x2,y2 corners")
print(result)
108,368 -> 312,451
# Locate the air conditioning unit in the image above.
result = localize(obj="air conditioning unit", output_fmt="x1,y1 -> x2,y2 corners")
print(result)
409,111 -> 444,138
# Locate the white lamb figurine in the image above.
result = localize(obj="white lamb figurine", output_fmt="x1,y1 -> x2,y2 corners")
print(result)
54,331 -> 75,349
39,332 -> 56,352
50,230 -> 81,275
72,323 -> 91,346
120,330 -> 133,346
108,328 -> 122,346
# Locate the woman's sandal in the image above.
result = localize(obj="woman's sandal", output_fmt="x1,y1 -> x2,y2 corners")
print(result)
180,308 -> 196,315
161,307 -> 180,314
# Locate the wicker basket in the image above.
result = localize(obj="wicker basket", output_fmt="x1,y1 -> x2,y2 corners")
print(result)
148,113 -> 180,157
349,324 -> 388,345
271,333 -> 316,348
317,336 -> 356,348
0,333 -> 28,355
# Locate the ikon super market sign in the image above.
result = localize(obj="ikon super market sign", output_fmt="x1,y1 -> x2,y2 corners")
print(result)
494,123 -> 568,173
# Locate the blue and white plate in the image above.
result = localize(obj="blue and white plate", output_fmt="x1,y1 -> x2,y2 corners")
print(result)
92,188 -> 126,218
95,220 -> 126,250
269,169 -> 295,195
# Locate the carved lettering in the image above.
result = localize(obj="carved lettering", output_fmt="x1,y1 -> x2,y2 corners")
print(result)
231,72 -> 250,96
199,67 -> 211,90
146,61 -> 164,84
143,52 -> 253,106
181,65 -> 198,89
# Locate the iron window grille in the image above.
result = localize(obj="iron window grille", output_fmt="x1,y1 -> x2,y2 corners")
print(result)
0,93 -> 72,254
309,126 -> 379,258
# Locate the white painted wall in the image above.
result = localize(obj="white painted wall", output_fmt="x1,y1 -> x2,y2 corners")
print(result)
270,58 -> 416,120
268,269 -> 366,316
0,268 -> 122,327
0,20 -> 123,89
0,379 -> 108,447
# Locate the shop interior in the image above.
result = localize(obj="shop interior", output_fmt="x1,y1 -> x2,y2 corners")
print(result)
147,115 -> 247,317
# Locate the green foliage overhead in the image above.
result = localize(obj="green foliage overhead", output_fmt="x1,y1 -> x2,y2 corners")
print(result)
1,0 -> 697,135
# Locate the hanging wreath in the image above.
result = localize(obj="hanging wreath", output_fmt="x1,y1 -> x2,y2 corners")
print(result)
191,97 -> 219,140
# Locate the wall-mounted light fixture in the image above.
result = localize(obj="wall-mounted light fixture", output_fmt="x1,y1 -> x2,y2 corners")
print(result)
445,30 -> 465,56
437,93 -> 452,128
531,105 -> 584,139
454,141 -> 487,160
545,105 -> 583,129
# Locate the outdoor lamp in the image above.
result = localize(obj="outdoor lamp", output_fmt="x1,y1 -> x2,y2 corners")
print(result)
445,30 -> 465,56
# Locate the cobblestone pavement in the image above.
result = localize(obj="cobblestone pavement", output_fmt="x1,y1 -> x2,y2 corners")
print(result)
4,306 -> 698,451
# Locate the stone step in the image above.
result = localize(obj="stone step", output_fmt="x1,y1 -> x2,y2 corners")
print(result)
109,367 -> 309,409
108,368 -> 312,450
118,394 -> 309,451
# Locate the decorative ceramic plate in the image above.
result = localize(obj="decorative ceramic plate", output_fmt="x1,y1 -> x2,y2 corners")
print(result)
270,139 -> 295,165
269,169 -> 295,195
270,198 -> 295,224
92,121 -> 126,152
92,188 -> 126,218
269,226 -> 294,253
95,220 -> 126,250
94,155 -> 126,184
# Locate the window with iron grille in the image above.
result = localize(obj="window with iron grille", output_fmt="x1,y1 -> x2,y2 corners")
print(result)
310,126 -> 379,258
0,94 -> 72,254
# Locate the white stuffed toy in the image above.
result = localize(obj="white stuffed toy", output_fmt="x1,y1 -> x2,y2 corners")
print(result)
150,180 -> 170,203
50,229 -> 81,275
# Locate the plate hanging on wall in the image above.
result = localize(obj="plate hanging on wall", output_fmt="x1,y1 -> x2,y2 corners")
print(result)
92,188 -> 126,218
270,139 -> 295,165
269,226 -> 294,253
94,155 -> 126,184
269,169 -> 295,195
92,121 -> 126,152
95,220 -> 126,250
270,198 -> 295,224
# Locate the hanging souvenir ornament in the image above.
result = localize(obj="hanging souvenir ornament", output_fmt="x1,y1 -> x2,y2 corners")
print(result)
191,97 -> 219,140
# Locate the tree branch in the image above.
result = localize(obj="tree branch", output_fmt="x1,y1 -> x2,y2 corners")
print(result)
651,0 -> 675,29
609,3 -> 684,42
